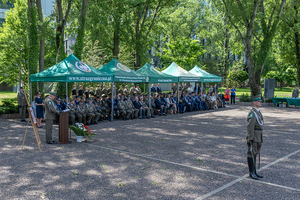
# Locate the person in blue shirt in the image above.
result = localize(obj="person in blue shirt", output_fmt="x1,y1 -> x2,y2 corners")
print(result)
231,86 -> 236,104
150,84 -> 156,94
156,83 -> 162,94
187,93 -> 195,111
192,92 -> 200,111
155,94 -> 167,116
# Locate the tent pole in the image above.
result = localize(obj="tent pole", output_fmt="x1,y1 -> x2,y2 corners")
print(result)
177,81 -> 179,100
66,82 -> 68,100
30,82 -> 32,103
149,82 -> 151,108
144,83 -> 145,93
201,82 -> 203,95
111,81 -> 114,121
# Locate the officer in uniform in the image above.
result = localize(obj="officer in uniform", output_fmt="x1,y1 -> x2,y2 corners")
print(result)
130,84 -> 138,97
101,85 -> 108,96
123,85 -> 129,97
246,95 -> 264,180
205,93 -> 213,109
118,95 -> 131,120
118,85 -> 124,95
78,100 -> 88,124
107,85 -> 112,94
86,97 -> 100,124
67,99 -> 82,125
139,96 -> 151,118
44,92 -> 59,144
201,93 -> 208,110
125,95 -> 138,119
17,87 -> 27,122
101,94 -> 111,116
96,85 -> 102,97
136,84 -> 141,95
172,83 -> 177,94
144,94 -> 155,117
292,86 -> 299,98
192,92 -> 199,111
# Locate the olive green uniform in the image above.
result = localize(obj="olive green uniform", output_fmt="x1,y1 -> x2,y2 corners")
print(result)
101,99 -> 111,114
96,88 -> 102,97
205,95 -> 213,109
136,87 -> 141,95
292,88 -> 299,98
17,91 -> 27,120
86,102 -> 100,124
101,88 -> 108,96
67,103 -> 82,125
117,88 -> 123,95
140,100 -> 150,117
145,97 -> 155,115
246,108 -> 263,158
44,96 -> 59,143
172,85 -> 177,93
123,88 -> 129,97
125,99 -> 138,117
78,103 -> 88,124
130,87 -> 138,97
118,100 -> 132,119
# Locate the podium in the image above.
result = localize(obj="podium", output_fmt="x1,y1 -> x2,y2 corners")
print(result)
58,111 -> 71,144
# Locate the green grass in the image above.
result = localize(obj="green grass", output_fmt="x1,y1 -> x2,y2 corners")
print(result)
219,87 -> 293,97
0,91 -> 17,104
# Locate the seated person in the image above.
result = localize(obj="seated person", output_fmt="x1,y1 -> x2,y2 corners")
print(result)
211,92 -> 218,109
133,97 -> 146,119
155,95 -> 167,116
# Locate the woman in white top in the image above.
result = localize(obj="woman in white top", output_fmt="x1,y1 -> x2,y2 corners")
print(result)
211,92 -> 218,109
166,93 -> 177,114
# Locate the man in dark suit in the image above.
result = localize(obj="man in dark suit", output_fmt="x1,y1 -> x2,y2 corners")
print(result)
133,97 -> 145,119
155,95 -> 167,116
156,83 -> 162,94
150,83 -> 156,93
194,83 -> 200,94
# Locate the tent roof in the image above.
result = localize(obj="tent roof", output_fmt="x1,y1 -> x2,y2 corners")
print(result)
97,58 -> 149,83
30,54 -> 113,82
189,65 -> 222,82
162,62 -> 201,82
137,62 -> 178,83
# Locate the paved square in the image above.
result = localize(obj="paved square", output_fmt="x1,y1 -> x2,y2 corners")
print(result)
0,105 -> 299,199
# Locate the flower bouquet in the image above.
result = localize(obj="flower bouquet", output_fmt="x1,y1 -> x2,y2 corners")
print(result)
69,123 -> 95,141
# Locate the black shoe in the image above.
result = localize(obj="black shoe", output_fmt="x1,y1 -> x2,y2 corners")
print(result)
254,157 -> 263,178
139,117 -> 142,119
159,114 -> 162,116
86,122 -> 90,125
47,141 -> 56,144
163,113 -> 166,116
131,117 -> 134,120
21,119 -> 26,122
247,157 -> 259,180
94,121 -> 97,124
151,115 -> 155,118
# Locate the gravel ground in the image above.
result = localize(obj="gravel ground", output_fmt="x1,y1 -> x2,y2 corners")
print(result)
0,105 -> 299,199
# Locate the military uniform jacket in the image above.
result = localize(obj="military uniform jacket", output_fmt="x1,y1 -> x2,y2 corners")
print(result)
172,86 -> 177,93
292,89 -> 299,98
117,100 -> 127,110
78,104 -> 87,115
201,95 -> 206,102
123,89 -> 129,96
101,99 -> 110,109
140,100 -> 148,108
86,102 -> 96,113
102,88 -> 108,96
136,88 -> 141,95
44,96 -> 59,120
117,89 -> 123,95
96,89 -> 102,96
246,107 -> 263,143
17,91 -> 27,106
125,100 -> 134,109
130,88 -> 138,97
67,103 -> 78,115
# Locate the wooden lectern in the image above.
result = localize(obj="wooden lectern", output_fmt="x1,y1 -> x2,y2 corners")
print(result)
58,111 -> 71,144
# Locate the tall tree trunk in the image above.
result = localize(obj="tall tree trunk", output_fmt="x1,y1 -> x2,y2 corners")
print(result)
74,0 -> 88,60
36,0 -> 45,95
113,18 -> 120,59
28,0 -> 39,101
294,4 -> 300,87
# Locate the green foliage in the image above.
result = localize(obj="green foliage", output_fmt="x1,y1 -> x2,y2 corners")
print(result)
0,98 -> 19,114
239,93 -> 250,102
228,70 -> 248,88
69,124 -> 95,140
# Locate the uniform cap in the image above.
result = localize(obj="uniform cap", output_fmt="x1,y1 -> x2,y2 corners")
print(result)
20,87 -> 23,89
125,85 -> 128,88
108,92 -> 112,95
127,95 -> 131,98
136,84 -> 139,86
250,95 -> 263,102
50,92 -> 57,97
120,95 -> 124,98
101,94 -> 107,98
96,96 -> 100,98
132,84 -> 135,86
88,97 -> 93,100
56,98 -> 61,101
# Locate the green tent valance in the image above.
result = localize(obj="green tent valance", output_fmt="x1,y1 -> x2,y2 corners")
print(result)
30,54 -> 113,82
189,65 -> 222,82
97,58 -> 149,83
137,62 -> 178,83
162,62 -> 201,82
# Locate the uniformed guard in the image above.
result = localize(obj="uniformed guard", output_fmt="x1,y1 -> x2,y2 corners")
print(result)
125,95 -> 138,119
67,99 -> 82,125
292,86 -> 299,98
17,87 -> 27,122
191,92 -> 199,111
101,94 -> 111,116
246,95 -> 264,180
136,84 -> 141,95
96,85 -> 102,97
130,84 -> 138,97
102,85 -> 108,96
172,83 -> 177,94
86,97 -> 100,124
118,85 -> 124,95
123,85 -> 129,97
44,92 -> 59,144
78,100 -> 88,124
139,96 -> 151,118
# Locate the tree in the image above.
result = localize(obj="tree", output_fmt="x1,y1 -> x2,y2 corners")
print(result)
214,0 -> 288,96
228,70 -> 248,88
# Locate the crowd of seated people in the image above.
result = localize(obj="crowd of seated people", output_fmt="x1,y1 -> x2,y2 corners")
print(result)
50,83 -> 226,125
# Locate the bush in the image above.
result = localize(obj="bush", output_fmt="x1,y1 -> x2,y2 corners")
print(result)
239,93 -> 251,102
0,98 -> 19,114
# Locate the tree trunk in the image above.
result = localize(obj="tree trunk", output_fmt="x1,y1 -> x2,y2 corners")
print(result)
36,0 -> 45,95
74,0 -> 88,60
113,18 -> 120,59
294,4 -> 300,87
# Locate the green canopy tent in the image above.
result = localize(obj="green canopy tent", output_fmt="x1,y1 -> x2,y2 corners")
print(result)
97,58 -> 149,121
137,62 -> 179,107
162,62 -> 201,99
189,65 -> 223,94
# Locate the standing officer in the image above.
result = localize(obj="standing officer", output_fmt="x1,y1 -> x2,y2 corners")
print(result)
86,97 -> 100,124
96,85 -> 102,97
246,95 -> 264,180
123,85 -> 129,97
118,85 -> 124,95
102,85 -> 108,96
17,87 -> 27,122
172,83 -> 177,94
44,92 -> 59,144
292,85 -> 299,98
67,99 -> 82,125
156,83 -> 162,94
130,84 -> 138,97
136,84 -> 141,95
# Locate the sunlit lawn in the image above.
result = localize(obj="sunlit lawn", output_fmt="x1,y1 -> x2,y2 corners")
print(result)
219,87 -> 293,97
0,91 -> 17,104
